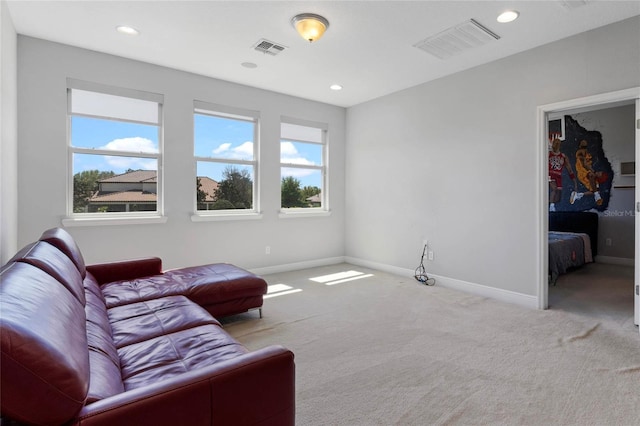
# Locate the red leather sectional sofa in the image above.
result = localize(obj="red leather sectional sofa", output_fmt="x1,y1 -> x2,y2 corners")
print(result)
0,228 -> 295,425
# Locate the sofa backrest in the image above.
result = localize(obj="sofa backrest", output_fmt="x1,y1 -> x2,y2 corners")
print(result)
0,261 -> 90,425
8,240 -> 86,305
40,227 -> 87,278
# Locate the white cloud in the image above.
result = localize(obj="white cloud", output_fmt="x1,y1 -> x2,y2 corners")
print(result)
281,141 -> 298,156
235,141 -> 254,157
282,167 -> 316,179
99,137 -> 158,170
212,141 -> 253,160
280,141 -> 316,166
104,156 -> 156,170
213,143 -> 232,154
100,137 -> 158,153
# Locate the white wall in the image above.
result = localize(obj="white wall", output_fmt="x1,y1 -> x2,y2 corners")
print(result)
1,0 -> 18,264
345,16 -> 640,298
571,104 -> 636,260
16,37 -> 346,270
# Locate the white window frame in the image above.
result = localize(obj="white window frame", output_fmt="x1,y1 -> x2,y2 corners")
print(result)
279,116 -> 330,218
191,101 -> 261,222
63,79 -> 165,227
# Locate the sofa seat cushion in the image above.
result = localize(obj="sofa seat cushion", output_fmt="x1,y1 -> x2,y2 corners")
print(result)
118,324 -> 248,391
163,263 -> 267,305
100,274 -> 186,308
108,296 -> 220,348
100,263 -> 267,316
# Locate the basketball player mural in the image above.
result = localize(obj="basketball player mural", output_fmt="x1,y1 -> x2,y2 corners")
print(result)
547,115 -> 613,212
548,138 -> 576,212
572,139 -> 609,206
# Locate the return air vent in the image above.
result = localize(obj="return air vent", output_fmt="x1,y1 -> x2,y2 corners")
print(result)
414,19 -> 500,60
253,39 -> 287,56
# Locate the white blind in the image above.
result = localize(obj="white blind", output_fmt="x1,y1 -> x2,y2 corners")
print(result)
71,89 -> 159,124
281,122 -> 323,143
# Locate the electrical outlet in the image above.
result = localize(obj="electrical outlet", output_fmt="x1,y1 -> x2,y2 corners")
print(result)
428,251 -> 434,261
265,246 -> 271,255
605,238 -> 612,247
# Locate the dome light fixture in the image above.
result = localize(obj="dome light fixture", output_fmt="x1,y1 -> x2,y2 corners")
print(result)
497,10 -> 520,23
116,25 -> 139,36
291,13 -> 329,43
330,84 -> 343,91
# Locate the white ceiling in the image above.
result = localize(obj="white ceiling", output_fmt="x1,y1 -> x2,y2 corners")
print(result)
6,1 -> 640,107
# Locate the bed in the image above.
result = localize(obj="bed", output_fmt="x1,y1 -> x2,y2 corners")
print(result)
548,211 -> 598,285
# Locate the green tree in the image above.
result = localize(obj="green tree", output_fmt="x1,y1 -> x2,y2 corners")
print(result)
212,199 -> 236,210
73,170 -> 115,212
281,176 -> 304,208
213,166 -> 252,209
196,177 -> 207,209
301,185 -> 321,200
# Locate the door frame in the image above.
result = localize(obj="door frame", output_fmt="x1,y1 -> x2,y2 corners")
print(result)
536,87 -> 640,316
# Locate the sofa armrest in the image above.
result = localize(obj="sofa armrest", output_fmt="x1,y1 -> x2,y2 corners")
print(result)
72,345 -> 295,426
86,257 -> 163,285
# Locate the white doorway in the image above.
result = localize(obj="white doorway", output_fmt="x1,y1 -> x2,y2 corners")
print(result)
536,87 -> 640,332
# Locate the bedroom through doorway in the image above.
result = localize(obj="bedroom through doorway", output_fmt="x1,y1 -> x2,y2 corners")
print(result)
537,88 -> 640,334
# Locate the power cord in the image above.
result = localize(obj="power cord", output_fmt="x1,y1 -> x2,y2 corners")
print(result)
414,244 -> 435,286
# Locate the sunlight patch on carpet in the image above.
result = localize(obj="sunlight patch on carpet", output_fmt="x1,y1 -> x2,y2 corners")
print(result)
309,270 -> 374,285
265,283 -> 302,299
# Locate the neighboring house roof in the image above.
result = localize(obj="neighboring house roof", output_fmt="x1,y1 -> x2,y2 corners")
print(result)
198,176 -> 219,202
90,191 -> 158,203
100,170 -> 157,183
306,193 -> 321,203
89,170 -> 218,204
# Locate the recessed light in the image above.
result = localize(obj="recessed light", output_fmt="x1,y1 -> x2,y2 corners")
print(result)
330,84 -> 343,91
497,10 -> 519,23
116,26 -> 139,36
241,62 -> 258,69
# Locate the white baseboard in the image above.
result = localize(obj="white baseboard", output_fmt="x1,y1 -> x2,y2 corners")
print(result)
250,255 -> 539,310
345,256 -> 539,310
250,256 -> 345,276
344,256 -> 416,278
595,255 -> 635,266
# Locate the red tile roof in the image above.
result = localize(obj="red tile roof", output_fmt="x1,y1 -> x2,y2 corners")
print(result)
89,170 -> 218,204
198,176 -> 218,202
89,190 -> 158,203
100,170 -> 157,183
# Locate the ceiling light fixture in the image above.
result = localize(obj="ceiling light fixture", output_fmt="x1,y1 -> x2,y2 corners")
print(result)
497,10 -> 520,23
330,84 -> 343,91
291,13 -> 329,43
116,25 -> 139,36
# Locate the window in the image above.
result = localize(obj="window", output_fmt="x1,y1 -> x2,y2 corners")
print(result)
194,102 -> 259,214
280,119 -> 327,211
68,82 -> 163,217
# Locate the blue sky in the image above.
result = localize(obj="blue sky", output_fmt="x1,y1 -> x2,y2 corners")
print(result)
72,114 -> 322,188
71,116 -> 158,174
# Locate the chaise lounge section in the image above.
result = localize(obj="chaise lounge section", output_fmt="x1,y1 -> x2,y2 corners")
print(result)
1,228 -> 295,425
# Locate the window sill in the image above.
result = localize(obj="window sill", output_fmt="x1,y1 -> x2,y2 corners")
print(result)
62,215 -> 168,227
191,212 -> 263,222
279,209 -> 331,219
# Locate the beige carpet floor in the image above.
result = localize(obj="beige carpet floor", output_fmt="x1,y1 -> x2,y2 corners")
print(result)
223,263 -> 640,425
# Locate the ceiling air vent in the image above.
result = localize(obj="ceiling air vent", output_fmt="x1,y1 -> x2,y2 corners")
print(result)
558,0 -> 589,10
253,39 -> 287,56
414,19 -> 500,60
